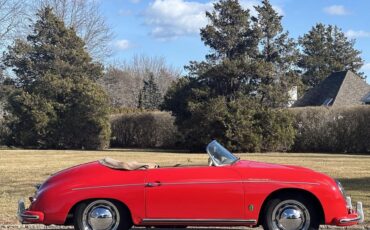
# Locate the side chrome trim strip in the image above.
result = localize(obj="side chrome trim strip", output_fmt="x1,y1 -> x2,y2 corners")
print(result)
244,180 -> 320,185
72,183 -> 143,191
72,179 -> 319,191
142,218 -> 257,225
158,181 -> 243,186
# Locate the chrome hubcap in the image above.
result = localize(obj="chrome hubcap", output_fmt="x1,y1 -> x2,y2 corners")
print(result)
272,200 -> 310,230
82,200 -> 120,230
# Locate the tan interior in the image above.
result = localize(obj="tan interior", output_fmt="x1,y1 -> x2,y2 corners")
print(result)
99,157 -> 159,170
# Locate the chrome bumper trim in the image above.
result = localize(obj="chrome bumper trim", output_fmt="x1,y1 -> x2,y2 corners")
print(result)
346,196 -> 353,209
17,198 -> 40,223
339,201 -> 364,224
357,201 -> 364,223
339,216 -> 361,224
20,214 -> 39,220
17,198 -> 26,223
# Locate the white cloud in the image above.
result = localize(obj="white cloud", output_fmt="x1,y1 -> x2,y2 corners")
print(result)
114,39 -> 131,50
361,63 -> 370,71
144,0 -> 212,40
323,5 -> 350,16
345,30 -> 370,39
143,0 -> 284,40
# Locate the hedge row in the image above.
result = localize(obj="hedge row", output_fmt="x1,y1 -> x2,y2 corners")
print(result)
110,106 -> 369,153
291,106 -> 370,153
3,106 -> 367,152
110,111 -> 179,148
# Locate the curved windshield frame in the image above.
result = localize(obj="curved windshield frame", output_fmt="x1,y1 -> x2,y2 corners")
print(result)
206,140 -> 239,166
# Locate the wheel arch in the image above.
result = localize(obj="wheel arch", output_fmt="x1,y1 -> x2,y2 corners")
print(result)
257,188 -> 325,225
64,198 -> 132,225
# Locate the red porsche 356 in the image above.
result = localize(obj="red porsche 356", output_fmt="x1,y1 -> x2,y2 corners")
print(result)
18,140 -> 364,230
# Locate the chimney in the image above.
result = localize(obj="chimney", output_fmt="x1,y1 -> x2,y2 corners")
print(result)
287,86 -> 298,107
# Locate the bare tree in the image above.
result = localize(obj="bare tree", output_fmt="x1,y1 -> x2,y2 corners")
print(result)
122,55 -> 181,96
101,66 -> 142,108
100,55 -> 181,108
0,0 -> 27,48
35,0 -> 113,60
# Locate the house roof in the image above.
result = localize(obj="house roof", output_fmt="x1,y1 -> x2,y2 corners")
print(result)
294,70 -> 370,107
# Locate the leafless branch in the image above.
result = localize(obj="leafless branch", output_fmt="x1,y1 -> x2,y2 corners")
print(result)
0,0 -> 28,48
34,0 -> 114,61
100,55 -> 182,108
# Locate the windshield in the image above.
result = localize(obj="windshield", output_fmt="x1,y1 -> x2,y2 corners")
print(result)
206,140 -> 239,166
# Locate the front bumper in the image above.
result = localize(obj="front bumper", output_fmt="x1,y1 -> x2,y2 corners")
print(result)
17,198 -> 44,224
335,199 -> 364,226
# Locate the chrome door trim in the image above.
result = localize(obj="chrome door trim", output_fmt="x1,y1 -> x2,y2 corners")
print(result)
71,179 -> 319,191
141,218 -> 257,225
72,183 -> 144,191
145,180 -> 318,186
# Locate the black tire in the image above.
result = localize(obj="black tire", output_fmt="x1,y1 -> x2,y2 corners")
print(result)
74,199 -> 133,230
262,194 -> 319,230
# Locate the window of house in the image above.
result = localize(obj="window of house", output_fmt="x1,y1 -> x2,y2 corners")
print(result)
322,98 -> 333,106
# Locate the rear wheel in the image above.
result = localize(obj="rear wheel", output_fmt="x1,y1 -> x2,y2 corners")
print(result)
74,199 -> 132,230
262,195 -> 319,230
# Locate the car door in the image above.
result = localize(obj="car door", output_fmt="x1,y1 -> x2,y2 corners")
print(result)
144,165 -> 245,220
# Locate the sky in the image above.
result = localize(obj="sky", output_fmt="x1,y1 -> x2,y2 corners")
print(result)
100,0 -> 370,83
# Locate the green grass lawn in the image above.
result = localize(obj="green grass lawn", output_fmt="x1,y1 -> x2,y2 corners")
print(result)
0,149 -> 368,226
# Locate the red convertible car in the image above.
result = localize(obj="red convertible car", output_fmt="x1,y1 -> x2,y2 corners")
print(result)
18,140 -> 364,230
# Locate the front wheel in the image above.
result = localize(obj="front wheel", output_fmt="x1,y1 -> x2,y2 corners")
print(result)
262,195 -> 319,230
74,199 -> 132,230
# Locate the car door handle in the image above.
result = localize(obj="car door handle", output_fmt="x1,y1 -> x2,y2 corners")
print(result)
145,181 -> 161,187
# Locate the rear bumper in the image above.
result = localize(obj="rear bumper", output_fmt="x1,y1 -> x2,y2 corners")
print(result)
334,201 -> 364,226
17,198 -> 44,224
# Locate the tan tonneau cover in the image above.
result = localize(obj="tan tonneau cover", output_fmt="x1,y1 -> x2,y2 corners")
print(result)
99,157 -> 159,170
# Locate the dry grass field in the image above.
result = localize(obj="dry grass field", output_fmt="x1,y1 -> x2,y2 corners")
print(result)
0,149 -> 369,227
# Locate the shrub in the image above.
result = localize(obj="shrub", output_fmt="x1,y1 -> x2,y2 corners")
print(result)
178,96 -> 296,152
110,111 -> 179,148
291,106 -> 370,153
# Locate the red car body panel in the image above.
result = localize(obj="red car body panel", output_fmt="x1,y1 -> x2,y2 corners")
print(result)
145,166 -> 245,219
20,159 -> 363,227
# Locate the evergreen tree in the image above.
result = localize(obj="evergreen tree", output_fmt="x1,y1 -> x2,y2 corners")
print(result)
186,0 -> 260,99
163,0 -> 296,152
254,0 -> 300,107
138,73 -> 162,110
2,7 -> 110,149
200,0 -> 259,61
299,23 -> 364,88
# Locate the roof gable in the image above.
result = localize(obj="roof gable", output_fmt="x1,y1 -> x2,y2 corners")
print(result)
333,71 -> 370,106
294,70 -> 370,107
